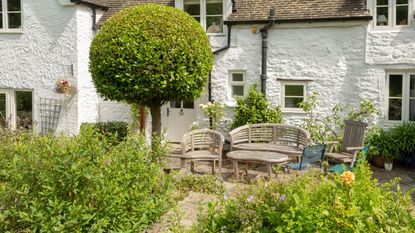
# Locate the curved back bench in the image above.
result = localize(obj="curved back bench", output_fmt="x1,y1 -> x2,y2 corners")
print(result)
229,123 -> 310,161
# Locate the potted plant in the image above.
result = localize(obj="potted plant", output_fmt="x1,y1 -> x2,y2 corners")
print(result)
369,129 -> 399,171
391,123 -> 415,169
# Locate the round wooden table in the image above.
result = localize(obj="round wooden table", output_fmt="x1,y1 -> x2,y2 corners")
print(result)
227,150 -> 289,179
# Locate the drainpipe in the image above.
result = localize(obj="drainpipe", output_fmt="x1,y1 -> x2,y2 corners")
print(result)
260,8 -> 276,94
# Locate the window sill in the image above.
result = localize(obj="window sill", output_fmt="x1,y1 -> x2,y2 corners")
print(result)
207,33 -> 226,37
282,109 -> 307,114
0,30 -> 23,34
370,25 -> 413,32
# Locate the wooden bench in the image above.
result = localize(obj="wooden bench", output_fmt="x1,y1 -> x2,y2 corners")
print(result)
229,123 -> 310,161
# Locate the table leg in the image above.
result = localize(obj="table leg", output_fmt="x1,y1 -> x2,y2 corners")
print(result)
190,161 -> 195,173
266,163 -> 273,179
232,160 -> 239,179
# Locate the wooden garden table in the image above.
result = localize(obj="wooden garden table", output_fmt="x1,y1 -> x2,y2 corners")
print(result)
226,150 -> 289,179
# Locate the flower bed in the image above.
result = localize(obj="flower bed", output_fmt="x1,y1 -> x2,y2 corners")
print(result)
0,129 -> 175,232
194,164 -> 415,232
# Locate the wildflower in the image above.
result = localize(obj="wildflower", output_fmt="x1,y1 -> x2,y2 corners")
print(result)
340,171 -> 355,185
223,194 -> 229,200
246,195 -> 254,203
279,194 -> 286,202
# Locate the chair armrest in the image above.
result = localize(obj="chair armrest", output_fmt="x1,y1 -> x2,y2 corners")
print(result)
345,146 -> 363,152
323,141 -> 340,153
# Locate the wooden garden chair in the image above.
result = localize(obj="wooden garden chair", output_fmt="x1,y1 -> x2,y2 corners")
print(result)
179,129 -> 224,175
325,120 -> 368,165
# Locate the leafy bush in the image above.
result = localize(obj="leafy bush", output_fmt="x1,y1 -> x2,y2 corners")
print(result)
80,121 -> 129,144
89,4 -> 213,135
231,85 -> 282,129
0,129 -> 175,232
299,92 -> 379,142
194,163 -> 415,232
390,122 -> 415,155
176,174 -> 224,195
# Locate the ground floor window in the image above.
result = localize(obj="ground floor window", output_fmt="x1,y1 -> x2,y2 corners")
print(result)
386,72 -> 415,121
281,82 -> 307,111
229,71 -> 245,97
0,89 -> 33,129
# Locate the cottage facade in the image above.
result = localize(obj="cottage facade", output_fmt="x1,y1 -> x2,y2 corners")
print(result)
1,0 -> 414,140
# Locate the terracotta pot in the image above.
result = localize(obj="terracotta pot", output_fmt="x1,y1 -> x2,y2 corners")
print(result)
384,162 -> 393,171
372,156 -> 385,168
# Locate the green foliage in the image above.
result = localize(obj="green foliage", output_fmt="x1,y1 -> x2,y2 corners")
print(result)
390,122 -> 415,154
89,4 -> 213,107
365,128 -> 400,162
176,174 -> 224,195
0,129 -> 175,232
194,164 -> 415,232
299,92 -> 380,142
80,121 -> 129,144
231,85 -> 282,129
199,101 -> 225,130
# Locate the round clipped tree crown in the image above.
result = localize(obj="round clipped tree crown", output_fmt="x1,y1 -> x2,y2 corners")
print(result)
89,4 -> 214,106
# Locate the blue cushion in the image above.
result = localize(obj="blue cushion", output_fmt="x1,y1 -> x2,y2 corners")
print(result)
329,164 -> 351,173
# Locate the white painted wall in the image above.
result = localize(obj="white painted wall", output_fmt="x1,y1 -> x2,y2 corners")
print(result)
0,0 -> 78,134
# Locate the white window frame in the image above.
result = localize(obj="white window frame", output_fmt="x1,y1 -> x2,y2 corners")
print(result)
178,0 -> 224,35
373,0 -> 412,29
281,81 -> 307,113
0,0 -> 23,32
229,70 -> 246,98
0,89 -> 33,129
385,71 -> 415,122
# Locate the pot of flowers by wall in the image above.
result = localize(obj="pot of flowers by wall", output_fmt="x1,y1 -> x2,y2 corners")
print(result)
370,129 -> 399,171
391,123 -> 415,169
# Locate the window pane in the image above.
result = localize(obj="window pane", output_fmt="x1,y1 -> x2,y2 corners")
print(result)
285,85 -> 304,96
377,0 -> 388,5
8,13 -> 21,28
0,1 -> 2,11
0,94 -> 6,128
397,0 -> 408,4
183,101 -> 194,109
0,13 -> 2,29
16,91 -> 32,129
388,99 -> 402,120
376,7 -> 389,26
389,75 -> 402,97
232,85 -> 244,96
410,75 -> 415,97
170,100 -> 181,108
396,6 -> 408,25
184,0 -> 200,16
232,73 -> 243,82
285,97 -> 303,108
410,100 -> 415,121
206,16 -> 222,33
206,0 -> 222,15
7,0 -> 20,11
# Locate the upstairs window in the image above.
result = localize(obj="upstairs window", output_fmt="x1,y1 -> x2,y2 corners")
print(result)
0,0 -> 22,31
183,0 -> 223,34
375,0 -> 410,28
229,71 -> 245,97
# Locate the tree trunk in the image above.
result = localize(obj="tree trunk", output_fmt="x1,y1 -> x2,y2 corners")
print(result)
150,104 -> 162,137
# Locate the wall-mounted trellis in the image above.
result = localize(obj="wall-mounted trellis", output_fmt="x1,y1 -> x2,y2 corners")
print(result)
40,98 -> 62,134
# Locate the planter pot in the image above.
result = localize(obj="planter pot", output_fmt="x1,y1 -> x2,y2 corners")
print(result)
372,156 -> 385,168
384,162 -> 393,171
403,152 -> 415,169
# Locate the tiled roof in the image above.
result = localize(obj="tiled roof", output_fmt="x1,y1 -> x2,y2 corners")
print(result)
227,0 -> 371,22
85,0 -> 371,27
96,0 -> 174,27
73,0 -> 109,9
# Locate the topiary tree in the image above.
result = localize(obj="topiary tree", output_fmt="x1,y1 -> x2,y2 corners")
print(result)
230,85 -> 282,129
89,4 -> 214,136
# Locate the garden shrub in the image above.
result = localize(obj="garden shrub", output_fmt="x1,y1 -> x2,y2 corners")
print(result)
80,121 -> 129,144
176,174 -> 224,195
194,163 -> 415,232
0,128 -> 175,232
231,85 -> 282,129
